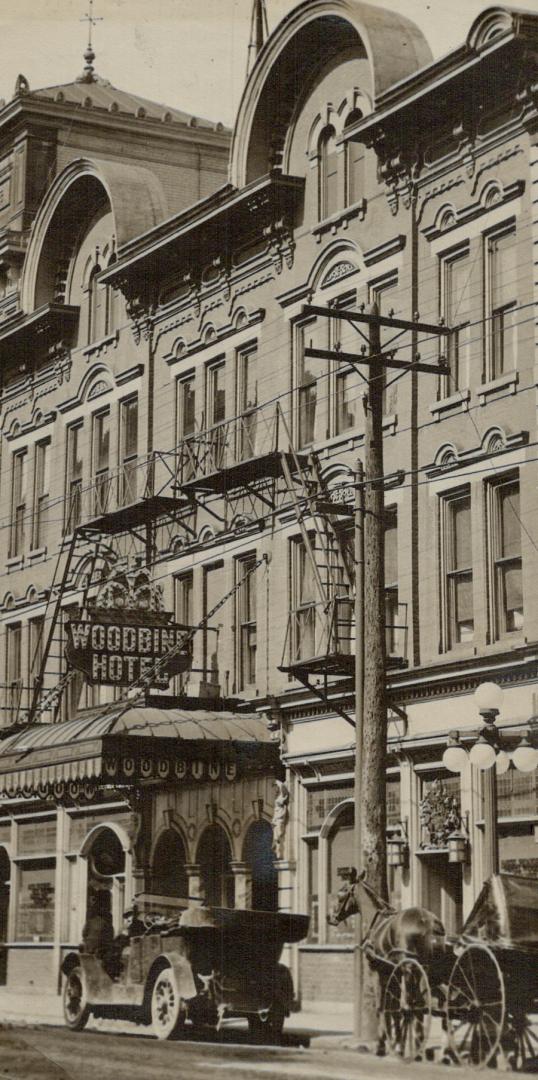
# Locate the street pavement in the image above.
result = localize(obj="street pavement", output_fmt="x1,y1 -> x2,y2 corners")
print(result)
0,1025 -> 508,1080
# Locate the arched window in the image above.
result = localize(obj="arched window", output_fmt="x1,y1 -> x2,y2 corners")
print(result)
151,829 -> 188,898
243,820 -> 278,911
0,848 -> 10,986
344,111 -> 364,207
197,825 -> 233,908
319,126 -> 338,221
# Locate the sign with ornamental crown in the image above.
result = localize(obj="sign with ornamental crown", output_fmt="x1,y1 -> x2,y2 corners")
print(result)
65,568 -> 193,689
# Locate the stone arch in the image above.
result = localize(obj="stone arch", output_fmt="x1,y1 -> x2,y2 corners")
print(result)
196,823 -> 234,908
230,0 -> 431,188
308,238 -> 362,297
434,442 -> 459,469
467,7 -> 516,53
150,826 -> 189,899
21,158 -> 168,314
79,822 -> 130,933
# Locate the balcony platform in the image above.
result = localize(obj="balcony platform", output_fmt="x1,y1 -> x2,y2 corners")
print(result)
80,494 -> 191,535
279,653 -> 355,679
180,450 -> 309,495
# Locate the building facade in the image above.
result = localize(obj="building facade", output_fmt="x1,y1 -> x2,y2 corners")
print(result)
0,0 -> 538,1010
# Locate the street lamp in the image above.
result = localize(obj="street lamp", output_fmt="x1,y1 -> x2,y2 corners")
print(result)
442,682 -> 538,880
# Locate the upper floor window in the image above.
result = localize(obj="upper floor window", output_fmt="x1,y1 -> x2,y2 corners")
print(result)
65,422 -> 83,533
10,449 -> 27,558
5,622 -> 22,723
485,227 -> 517,380
319,127 -> 338,221
28,616 -> 44,703
174,571 -> 193,693
32,439 -> 50,550
119,397 -> 138,506
384,508 -> 400,656
332,293 -> 359,437
92,408 -> 111,516
370,275 -> 398,415
441,489 -> 473,649
206,361 -> 226,469
237,345 -> 258,460
203,561 -> 224,689
290,536 -> 317,663
488,475 -> 522,637
440,248 -> 470,393
236,553 -> 257,691
296,320 -> 325,449
344,111 -> 364,207
177,373 -> 196,481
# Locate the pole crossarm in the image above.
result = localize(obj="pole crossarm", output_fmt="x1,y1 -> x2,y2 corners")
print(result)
304,346 -> 448,377
302,303 -> 453,337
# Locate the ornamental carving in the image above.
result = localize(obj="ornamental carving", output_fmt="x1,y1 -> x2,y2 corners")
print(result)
419,778 -> 462,849
263,219 -> 295,275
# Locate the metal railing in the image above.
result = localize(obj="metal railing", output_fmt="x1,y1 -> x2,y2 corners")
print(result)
172,404 -> 280,485
282,595 -> 355,667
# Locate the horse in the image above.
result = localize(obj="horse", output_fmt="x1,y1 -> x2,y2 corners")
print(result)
327,867 -> 447,1052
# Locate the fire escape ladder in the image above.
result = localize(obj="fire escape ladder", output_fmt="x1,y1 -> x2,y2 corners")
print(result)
25,527 -> 108,725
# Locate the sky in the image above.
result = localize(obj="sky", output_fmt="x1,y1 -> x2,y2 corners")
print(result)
0,0 -> 537,129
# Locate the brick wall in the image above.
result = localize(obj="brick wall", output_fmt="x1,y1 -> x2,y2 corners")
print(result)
299,947 -> 353,1004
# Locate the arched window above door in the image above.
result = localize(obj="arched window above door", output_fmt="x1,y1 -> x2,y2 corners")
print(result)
152,829 -> 188,899
196,825 -> 233,908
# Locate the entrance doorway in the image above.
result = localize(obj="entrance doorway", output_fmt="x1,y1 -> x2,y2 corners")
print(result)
85,827 -> 126,933
422,857 -> 463,936
151,829 -> 188,898
243,820 -> 277,911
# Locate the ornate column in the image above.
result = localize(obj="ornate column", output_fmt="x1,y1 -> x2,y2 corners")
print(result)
230,861 -> 252,909
184,863 -> 203,904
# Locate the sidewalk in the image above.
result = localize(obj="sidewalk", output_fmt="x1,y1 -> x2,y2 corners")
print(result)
0,988 -> 353,1049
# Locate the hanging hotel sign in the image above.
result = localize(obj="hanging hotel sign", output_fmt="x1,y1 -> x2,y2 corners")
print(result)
65,616 -> 192,688
65,567 -> 193,689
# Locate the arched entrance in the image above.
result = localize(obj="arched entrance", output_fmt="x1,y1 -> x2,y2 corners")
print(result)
0,847 -> 9,985
151,829 -> 188,898
197,825 -> 233,908
243,820 -> 278,911
84,827 -> 126,933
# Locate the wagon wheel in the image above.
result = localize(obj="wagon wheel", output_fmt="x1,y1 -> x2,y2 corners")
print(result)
382,957 -> 432,1061
503,1009 -> 538,1072
446,943 -> 505,1069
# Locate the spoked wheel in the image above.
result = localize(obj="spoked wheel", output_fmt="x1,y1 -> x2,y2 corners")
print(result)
151,966 -> 187,1040
503,1010 -> 538,1072
383,957 -> 432,1061
446,943 -> 505,1069
63,968 -> 90,1031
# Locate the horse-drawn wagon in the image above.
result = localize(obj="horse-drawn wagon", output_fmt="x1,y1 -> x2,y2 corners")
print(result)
61,903 -> 309,1042
330,869 -> 538,1070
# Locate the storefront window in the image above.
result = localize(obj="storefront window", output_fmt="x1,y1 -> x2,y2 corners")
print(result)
15,861 -> 55,942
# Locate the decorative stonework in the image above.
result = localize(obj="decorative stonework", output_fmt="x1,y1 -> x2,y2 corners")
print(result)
419,778 -> 462,849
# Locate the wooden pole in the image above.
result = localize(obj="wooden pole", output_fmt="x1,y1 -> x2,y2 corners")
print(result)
358,302 -> 388,1043
354,458 -> 364,1042
482,767 -> 499,878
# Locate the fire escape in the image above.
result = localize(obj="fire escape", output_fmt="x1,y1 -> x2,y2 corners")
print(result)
172,400 -> 358,726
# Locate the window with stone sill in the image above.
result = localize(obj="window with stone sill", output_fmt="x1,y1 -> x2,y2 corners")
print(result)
487,474 -> 523,639
176,372 -> 196,482
235,552 -> 257,692
119,396 -> 138,507
344,111 -> 365,209
440,487 -> 474,651
484,227 -> 518,382
206,360 -> 226,470
32,439 -> 50,551
439,247 -> 471,395
174,570 -> 193,694
91,407 -> 111,516
65,421 -> 83,534
369,275 -> 399,417
4,622 -> 22,726
10,448 -> 27,558
318,126 -> 338,222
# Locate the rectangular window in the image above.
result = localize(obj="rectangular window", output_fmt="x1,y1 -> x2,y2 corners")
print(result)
177,373 -> 196,481
203,562 -> 224,688
297,321 -> 326,448
489,476 -> 523,637
65,422 -> 83,533
28,616 -> 44,704
92,409 -> 111,515
370,276 -> 398,415
486,228 -> 517,379
119,397 -> 138,506
346,140 -> 365,208
174,571 -> 193,692
333,293 -> 359,437
32,440 -> 50,550
206,362 -> 226,469
237,345 -> 258,460
10,450 -> 27,557
236,554 -> 257,690
442,490 -> 473,649
384,508 -> 400,655
441,250 -> 470,392
5,623 -> 22,723
290,537 -> 317,662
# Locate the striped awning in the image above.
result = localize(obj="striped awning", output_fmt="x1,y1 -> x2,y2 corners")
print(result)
0,705 -> 279,799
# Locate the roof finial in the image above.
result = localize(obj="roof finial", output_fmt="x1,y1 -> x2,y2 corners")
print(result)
77,0 -> 103,84
247,0 -> 269,77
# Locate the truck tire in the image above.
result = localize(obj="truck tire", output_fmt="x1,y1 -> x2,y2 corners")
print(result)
150,966 -> 187,1040
63,968 -> 90,1031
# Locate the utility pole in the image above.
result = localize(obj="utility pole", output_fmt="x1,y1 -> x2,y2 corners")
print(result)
302,300 -> 451,1043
